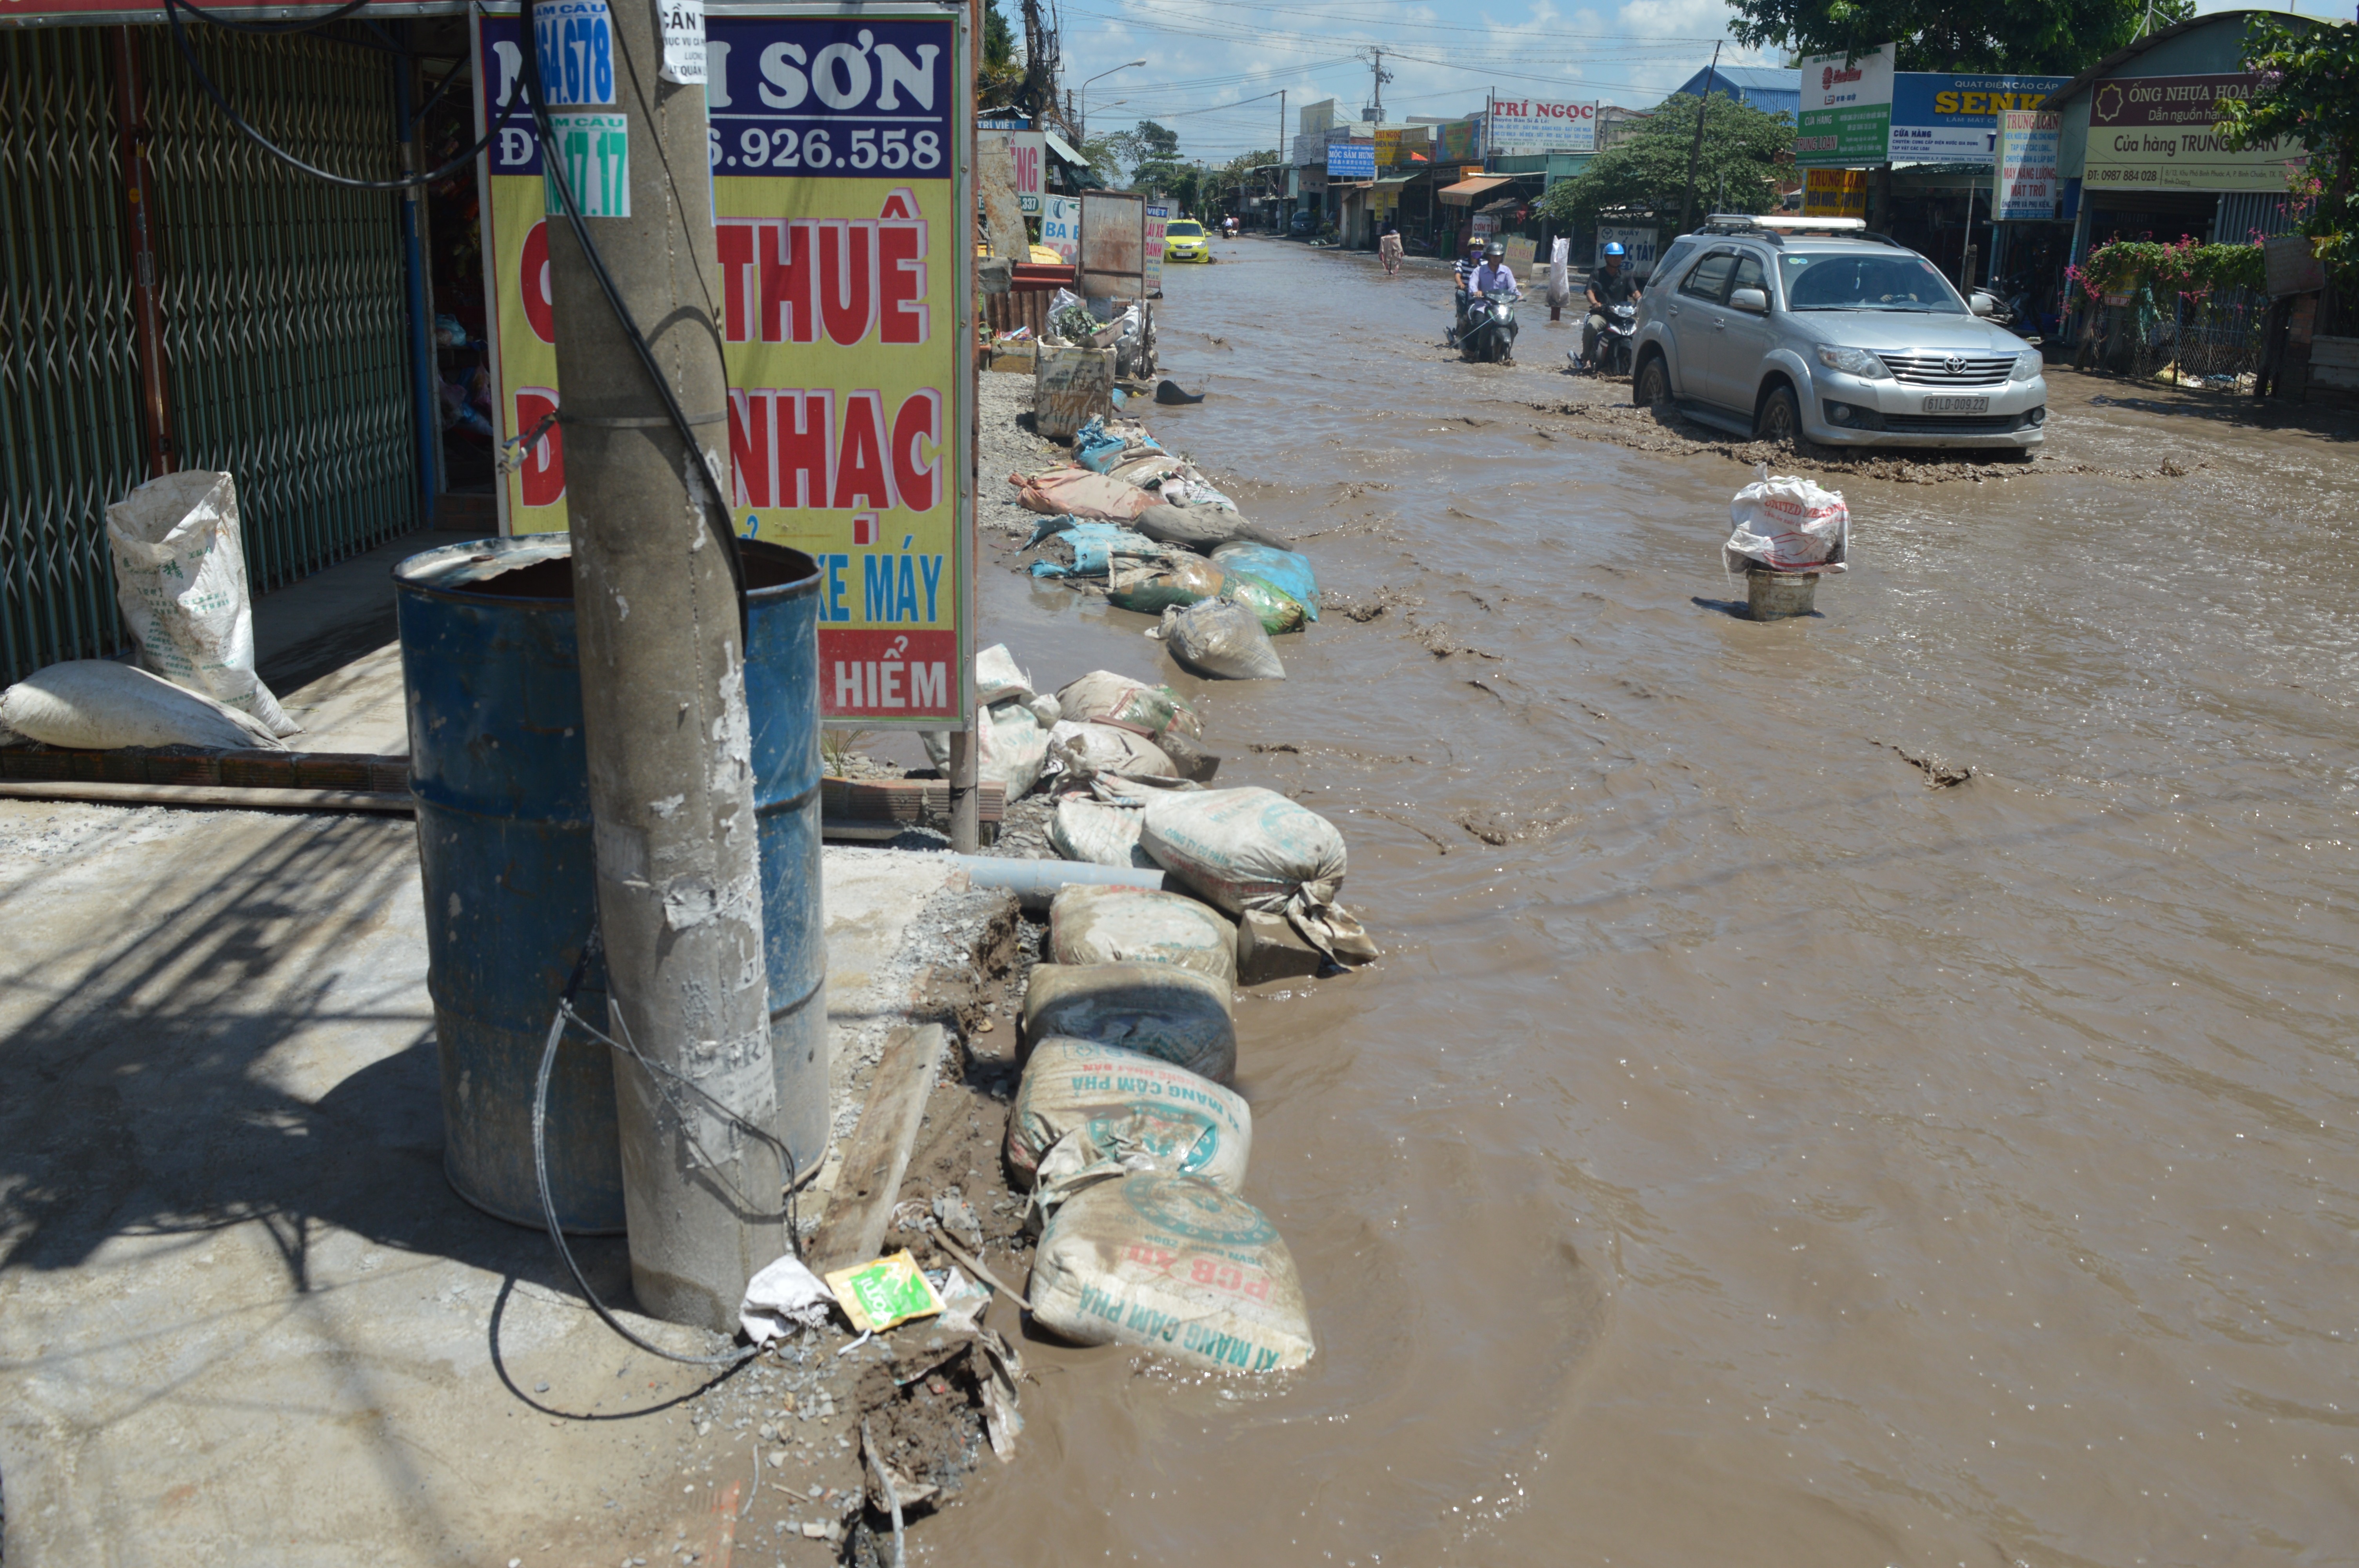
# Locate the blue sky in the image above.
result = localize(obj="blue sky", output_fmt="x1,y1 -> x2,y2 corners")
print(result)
1044,0 -> 2348,163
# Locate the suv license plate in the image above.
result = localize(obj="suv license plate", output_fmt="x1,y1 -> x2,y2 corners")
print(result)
1923,395 -> 1990,414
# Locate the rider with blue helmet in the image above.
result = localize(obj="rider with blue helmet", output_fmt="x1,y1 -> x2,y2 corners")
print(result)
1581,241 -> 1643,372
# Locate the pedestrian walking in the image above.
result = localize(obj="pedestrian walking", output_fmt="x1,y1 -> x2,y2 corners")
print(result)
1378,218 -> 1403,277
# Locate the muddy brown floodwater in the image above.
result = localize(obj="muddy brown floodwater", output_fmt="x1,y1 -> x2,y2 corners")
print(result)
936,237 -> 2359,1566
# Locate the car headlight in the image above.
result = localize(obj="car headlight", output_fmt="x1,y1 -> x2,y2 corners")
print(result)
1815,346 -> 1888,379
2010,350 -> 2043,381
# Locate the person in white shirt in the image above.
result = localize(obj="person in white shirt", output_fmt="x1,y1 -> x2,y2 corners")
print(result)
1469,241 -> 1521,300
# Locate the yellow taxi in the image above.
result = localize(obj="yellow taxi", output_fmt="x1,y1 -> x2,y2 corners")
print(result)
1163,219 -> 1210,263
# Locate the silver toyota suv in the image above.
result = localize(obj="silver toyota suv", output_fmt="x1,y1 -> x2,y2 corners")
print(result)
1630,217 -> 2046,450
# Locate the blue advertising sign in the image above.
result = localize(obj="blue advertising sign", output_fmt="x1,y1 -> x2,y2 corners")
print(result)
1888,73 -> 2069,165
1326,142 -> 1375,179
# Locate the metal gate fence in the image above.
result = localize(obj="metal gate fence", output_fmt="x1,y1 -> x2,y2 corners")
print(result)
1,24 -> 415,689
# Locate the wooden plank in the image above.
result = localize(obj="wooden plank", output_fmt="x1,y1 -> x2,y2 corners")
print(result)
809,1024 -> 946,1272
0,781 -> 413,814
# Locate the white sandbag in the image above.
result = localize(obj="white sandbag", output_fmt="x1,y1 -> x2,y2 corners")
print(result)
1007,1037 -> 1252,1190
1050,884 -> 1237,980
1046,719 -> 1177,786
1021,962 -> 1235,1083
0,659 -> 289,751
1723,466 -> 1850,575
1140,787 -> 1375,964
1049,797 -> 1156,868
104,470 -> 299,736
1029,1172 -> 1314,1372
1054,670 -> 1202,739
978,697 -> 1052,797
974,642 -> 1036,705
1150,599 -> 1284,682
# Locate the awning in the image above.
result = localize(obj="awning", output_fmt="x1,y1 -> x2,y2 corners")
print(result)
1372,174 -> 1416,190
1478,195 -> 1525,214
1043,130 -> 1089,166
1439,174 -> 1514,207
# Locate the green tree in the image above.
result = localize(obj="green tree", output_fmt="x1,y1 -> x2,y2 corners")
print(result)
1729,0 -> 2189,74
977,2 -> 1022,111
1538,94 -> 1791,234
2217,18 -> 2356,281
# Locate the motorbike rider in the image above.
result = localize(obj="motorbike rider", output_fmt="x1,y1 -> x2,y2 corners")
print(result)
1470,240 -> 1521,302
1580,241 -> 1642,370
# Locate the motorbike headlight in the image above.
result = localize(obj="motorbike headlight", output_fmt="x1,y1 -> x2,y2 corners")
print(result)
1815,346 -> 1888,379
2010,350 -> 2043,382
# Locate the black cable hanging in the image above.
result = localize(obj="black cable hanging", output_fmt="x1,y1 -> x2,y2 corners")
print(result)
160,0 -> 519,192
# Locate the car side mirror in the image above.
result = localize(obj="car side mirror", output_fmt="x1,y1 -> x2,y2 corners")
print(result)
1970,290 -> 1997,316
1728,287 -> 1769,314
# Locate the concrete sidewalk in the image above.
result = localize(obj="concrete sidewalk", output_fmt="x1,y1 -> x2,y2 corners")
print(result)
0,531 -> 1007,1566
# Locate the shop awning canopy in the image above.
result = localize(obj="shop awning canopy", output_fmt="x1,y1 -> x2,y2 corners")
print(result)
1439,174 -> 1514,206
1372,174 -> 1417,190
1043,131 -> 1090,165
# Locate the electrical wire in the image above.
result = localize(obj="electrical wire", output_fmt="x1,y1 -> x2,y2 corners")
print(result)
160,0 -> 519,191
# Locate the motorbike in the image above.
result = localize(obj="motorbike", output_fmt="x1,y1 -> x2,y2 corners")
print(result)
1459,290 -> 1519,364
1971,287 -> 2044,346
1590,300 -> 1639,376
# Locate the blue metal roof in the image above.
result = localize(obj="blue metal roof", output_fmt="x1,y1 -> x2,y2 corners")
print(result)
1670,63 -> 1800,115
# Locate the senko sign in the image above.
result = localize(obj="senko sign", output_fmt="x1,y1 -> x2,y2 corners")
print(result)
476,2 -> 974,724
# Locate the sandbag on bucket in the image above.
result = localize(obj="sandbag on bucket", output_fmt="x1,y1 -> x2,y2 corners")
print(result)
1723,466 -> 1849,575
1029,1172 -> 1315,1372
1140,787 -> 1377,964
1050,884 -> 1237,980
1150,599 -> 1284,681
1021,962 -> 1235,1083
1007,1037 -> 1252,1190
1210,543 -> 1319,621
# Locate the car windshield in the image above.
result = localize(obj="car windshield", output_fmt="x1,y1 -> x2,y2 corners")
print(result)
1166,222 -> 1205,237
1782,252 -> 1965,313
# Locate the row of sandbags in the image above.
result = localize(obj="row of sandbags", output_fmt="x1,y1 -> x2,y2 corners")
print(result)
1012,415 -> 1322,683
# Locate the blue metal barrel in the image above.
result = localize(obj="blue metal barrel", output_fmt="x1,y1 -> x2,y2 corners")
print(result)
396,537 -> 829,1232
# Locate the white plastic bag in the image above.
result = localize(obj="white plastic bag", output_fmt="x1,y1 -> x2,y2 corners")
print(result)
1049,884 -> 1237,980
105,471 -> 299,736
1028,1172 -> 1314,1372
739,1252 -> 834,1343
1140,787 -> 1376,964
1008,1037 -> 1252,1191
1049,796 -> 1156,867
1547,236 -> 1572,311
1724,466 -> 1849,575
0,659 -> 289,751
1150,599 -> 1285,681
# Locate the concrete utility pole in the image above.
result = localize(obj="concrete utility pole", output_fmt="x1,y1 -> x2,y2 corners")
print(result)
1679,40 -> 1722,235
539,0 -> 784,1330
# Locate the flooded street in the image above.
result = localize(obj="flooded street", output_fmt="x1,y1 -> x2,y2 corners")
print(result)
934,235 -> 2359,1567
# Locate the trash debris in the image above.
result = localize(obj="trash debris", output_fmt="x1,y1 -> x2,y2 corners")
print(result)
1154,379 -> 1207,405
931,1264 -> 991,1333
1210,543 -> 1319,620
1049,884 -> 1238,980
1049,796 -> 1158,867
1028,1172 -> 1315,1372
824,1252 -> 946,1334
1150,599 -> 1286,681
1219,572 -> 1309,636
1008,1037 -> 1253,1190
930,1192 -> 985,1252
1072,415 -> 1165,475
1106,554 -> 1226,615
0,659 -> 291,752
1723,466 -> 1850,575
1021,961 -> 1237,1083
1027,521 -> 1168,580
105,470 -> 300,737
739,1253 -> 835,1344
1140,787 -> 1377,964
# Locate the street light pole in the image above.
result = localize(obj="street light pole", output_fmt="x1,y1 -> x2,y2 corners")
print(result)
1078,58 -> 1144,142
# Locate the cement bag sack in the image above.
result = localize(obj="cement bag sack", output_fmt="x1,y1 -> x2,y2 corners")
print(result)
1049,797 -> 1156,868
1724,466 -> 1849,575
1008,1038 -> 1251,1190
1107,555 -> 1225,615
1210,543 -> 1319,621
1047,720 -> 1177,786
1220,574 -> 1307,636
1129,503 -> 1287,553
1140,787 -> 1376,965
1151,599 -> 1284,682
1050,884 -> 1237,981
974,643 -> 1035,706
1029,1172 -> 1313,1372
1055,671 -> 1202,739
1009,466 -> 1158,522
1111,453 -> 1188,490
105,470 -> 299,737
978,697 -> 1052,797
0,659 -> 289,751
1022,962 -> 1235,1083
